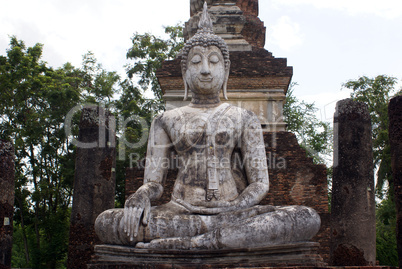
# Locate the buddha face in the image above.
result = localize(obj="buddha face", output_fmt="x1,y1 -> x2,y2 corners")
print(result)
184,45 -> 228,97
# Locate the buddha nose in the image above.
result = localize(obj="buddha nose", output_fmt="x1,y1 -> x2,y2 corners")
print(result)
201,59 -> 211,75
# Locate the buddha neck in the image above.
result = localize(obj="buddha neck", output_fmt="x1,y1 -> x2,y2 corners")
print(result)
190,92 -> 221,107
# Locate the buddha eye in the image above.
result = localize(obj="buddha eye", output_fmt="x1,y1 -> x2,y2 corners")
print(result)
209,55 -> 219,64
191,55 -> 201,64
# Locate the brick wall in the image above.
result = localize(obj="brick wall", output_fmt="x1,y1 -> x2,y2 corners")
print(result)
235,0 -> 266,48
125,131 -> 330,263
236,0 -> 258,17
261,132 -> 330,263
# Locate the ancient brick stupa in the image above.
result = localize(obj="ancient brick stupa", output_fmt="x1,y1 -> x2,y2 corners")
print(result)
157,0 -> 292,131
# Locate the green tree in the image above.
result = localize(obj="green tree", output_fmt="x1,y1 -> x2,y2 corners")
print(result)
1,37 -> 124,268
283,83 -> 333,164
343,75 -> 401,197
0,37 -> 81,268
80,51 -> 119,104
376,197 -> 398,265
126,24 -> 184,101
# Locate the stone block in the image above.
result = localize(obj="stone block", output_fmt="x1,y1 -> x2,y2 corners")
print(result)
88,242 -> 326,268
67,107 -> 116,269
331,99 -> 376,266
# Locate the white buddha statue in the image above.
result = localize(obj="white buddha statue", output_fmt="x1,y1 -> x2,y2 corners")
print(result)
95,3 -> 320,250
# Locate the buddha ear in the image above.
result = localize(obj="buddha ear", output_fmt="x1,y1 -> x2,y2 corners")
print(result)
184,81 -> 189,101
223,60 -> 230,100
182,68 -> 189,101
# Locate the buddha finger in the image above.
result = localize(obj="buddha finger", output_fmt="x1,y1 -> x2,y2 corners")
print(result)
124,206 -> 132,234
130,207 -> 139,240
123,207 -> 130,234
123,207 -> 128,233
142,204 -> 150,226
200,206 -> 234,215
128,207 -> 136,240
198,200 -> 231,208
132,207 -> 144,238
177,199 -> 201,213
201,207 -> 221,214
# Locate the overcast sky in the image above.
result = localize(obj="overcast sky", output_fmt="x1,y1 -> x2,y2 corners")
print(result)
1,0 -> 401,122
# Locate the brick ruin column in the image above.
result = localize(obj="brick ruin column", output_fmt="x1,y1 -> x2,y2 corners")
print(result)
330,99 -> 376,266
389,95 -> 402,268
0,140 -> 14,269
67,107 -> 116,269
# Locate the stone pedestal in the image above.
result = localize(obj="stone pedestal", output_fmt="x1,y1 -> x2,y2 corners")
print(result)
67,107 -> 116,269
88,242 -> 325,268
331,99 -> 376,266
388,95 -> 402,268
0,140 -> 14,269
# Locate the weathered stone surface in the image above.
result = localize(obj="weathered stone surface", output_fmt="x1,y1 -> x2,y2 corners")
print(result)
95,5 -> 320,255
0,140 -> 14,269
187,0 -> 265,49
126,131 -> 331,263
331,99 -> 376,266
388,95 -> 402,268
66,107 -> 116,269
88,242 -> 325,268
186,1 -> 251,52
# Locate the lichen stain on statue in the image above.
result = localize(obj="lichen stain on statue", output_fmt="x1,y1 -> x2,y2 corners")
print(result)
95,3 -> 321,250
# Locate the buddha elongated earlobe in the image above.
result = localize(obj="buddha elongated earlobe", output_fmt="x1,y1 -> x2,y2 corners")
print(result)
223,61 -> 230,100
183,81 -> 189,101
183,72 -> 189,101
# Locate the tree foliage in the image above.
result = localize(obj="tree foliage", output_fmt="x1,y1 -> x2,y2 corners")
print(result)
283,83 -> 333,164
376,198 -> 398,266
126,24 -> 184,101
0,37 -> 124,268
0,37 -> 81,268
1,30 -> 173,267
343,75 -> 401,197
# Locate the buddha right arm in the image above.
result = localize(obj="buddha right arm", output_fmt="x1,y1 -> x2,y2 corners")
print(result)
123,115 -> 171,241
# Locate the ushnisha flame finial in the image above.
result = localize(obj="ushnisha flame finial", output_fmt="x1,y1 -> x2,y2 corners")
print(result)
198,2 -> 213,31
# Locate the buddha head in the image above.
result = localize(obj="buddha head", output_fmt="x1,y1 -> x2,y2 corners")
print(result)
181,2 -> 230,101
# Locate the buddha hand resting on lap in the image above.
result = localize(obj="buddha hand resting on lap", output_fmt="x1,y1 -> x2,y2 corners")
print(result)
95,3 -> 320,250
